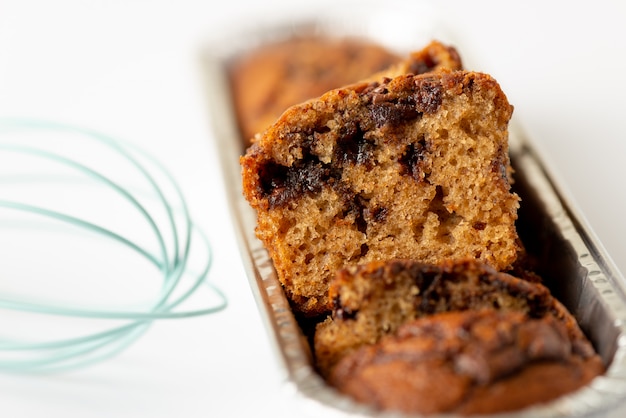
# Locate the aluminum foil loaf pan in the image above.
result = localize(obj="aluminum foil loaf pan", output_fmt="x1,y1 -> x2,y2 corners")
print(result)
202,5 -> 626,417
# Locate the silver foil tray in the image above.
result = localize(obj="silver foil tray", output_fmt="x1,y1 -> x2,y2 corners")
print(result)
202,8 -> 626,417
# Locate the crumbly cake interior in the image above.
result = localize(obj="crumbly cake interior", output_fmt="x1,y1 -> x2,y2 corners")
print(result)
313,259 -> 585,377
242,71 -> 521,316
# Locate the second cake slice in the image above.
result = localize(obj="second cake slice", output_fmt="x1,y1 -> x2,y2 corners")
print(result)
241,70 -> 521,316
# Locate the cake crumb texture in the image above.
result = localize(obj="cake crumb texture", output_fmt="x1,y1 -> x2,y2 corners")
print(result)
241,70 -> 520,316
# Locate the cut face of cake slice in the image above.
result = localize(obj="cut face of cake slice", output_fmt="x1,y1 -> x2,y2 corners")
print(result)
241,70 -> 520,316
313,259 -> 591,378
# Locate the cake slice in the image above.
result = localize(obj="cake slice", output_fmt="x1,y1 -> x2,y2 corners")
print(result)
313,259 -> 592,377
241,70 -> 520,316
230,38 -> 462,143
329,309 -> 604,415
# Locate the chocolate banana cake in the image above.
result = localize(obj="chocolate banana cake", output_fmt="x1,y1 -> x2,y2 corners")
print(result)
230,38 -> 462,143
241,70 -> 521,316
230,36 -> 400,143
329,309 -> 604,415
313,259 -> 591,378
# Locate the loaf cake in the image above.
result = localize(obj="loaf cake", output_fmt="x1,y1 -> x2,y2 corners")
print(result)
241,70 -> 521,316
230,38 -> 462,143
314,258 -> 590,377
329,309 -> 604,415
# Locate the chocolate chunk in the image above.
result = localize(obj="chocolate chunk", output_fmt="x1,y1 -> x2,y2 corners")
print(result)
366,206 -> 388,223
370,101 -> 421,128
399,138 -> 428,181
333,295 -> 357,320
334,122 -> 375,166
259,158 -> 331,208
473,222 -> 487,231
413,78 -> 443,114
342,194 -> 369,234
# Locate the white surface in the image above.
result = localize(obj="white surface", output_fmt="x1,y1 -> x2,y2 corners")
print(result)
0,0 -> 625,417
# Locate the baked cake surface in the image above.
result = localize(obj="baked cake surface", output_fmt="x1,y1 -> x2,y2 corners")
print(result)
230,36 -> 400,142
313,259 -> 590,377
329,309 -> 604,415
241,70 -> 520,316
231,38 -> 462,143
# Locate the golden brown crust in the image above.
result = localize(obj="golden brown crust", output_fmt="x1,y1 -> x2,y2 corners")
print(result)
373,39 -> 463,81
242,70 -> 520,316
329,309 -> 603,415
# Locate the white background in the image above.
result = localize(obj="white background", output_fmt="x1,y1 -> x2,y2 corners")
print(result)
0,0 -> 625,417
